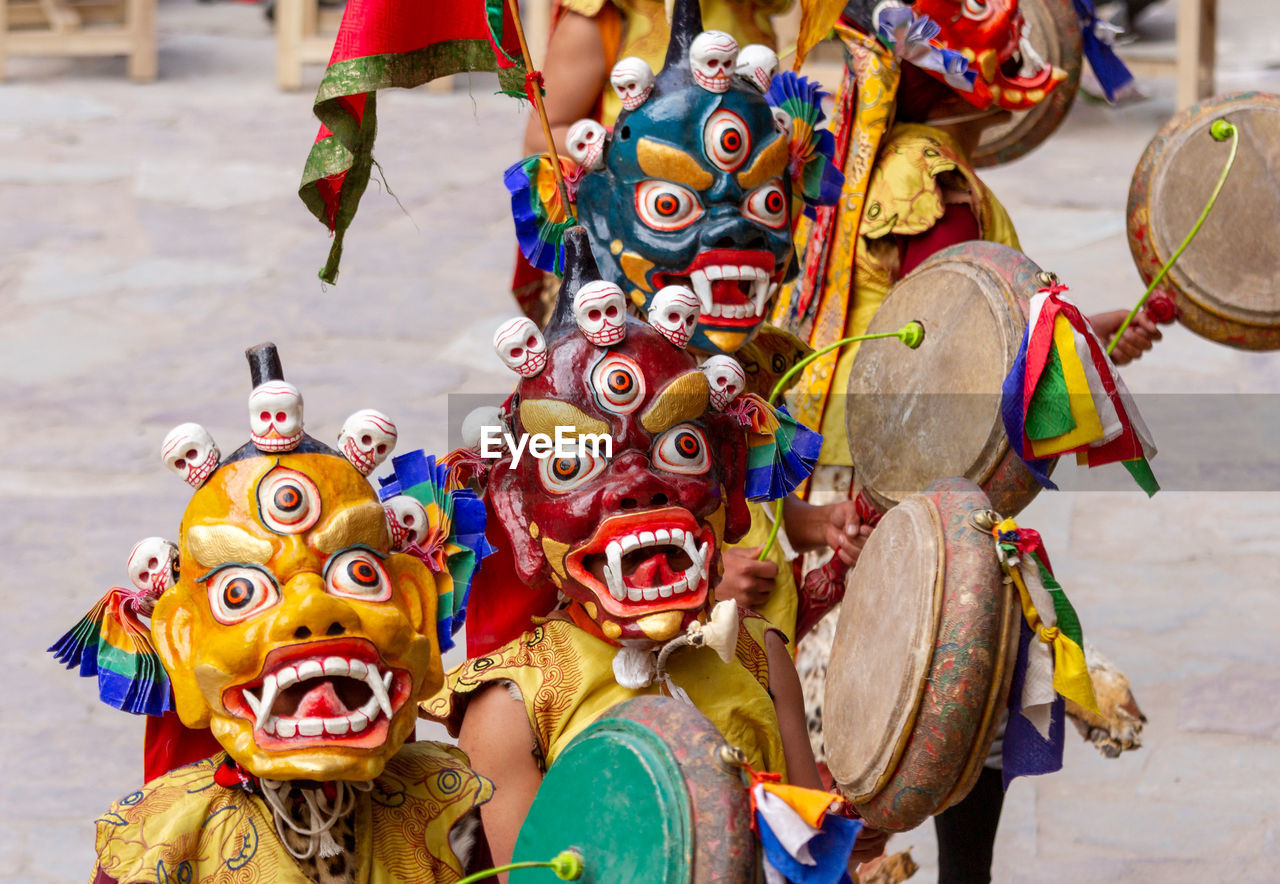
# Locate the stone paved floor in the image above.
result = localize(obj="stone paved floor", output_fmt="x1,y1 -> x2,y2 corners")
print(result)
2,1 -> 1279,880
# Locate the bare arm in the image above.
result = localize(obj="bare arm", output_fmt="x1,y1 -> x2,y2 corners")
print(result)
765,630 -> 822,790
521,11 -> 610,156
457,683 -> 545,878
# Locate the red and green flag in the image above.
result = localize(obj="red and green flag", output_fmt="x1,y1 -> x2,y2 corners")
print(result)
299,0 -> 525,282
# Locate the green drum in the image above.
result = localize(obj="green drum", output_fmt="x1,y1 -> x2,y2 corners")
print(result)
511,695 -> 756,882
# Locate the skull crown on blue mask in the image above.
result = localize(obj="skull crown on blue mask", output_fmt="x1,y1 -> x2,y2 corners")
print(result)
508,0 -> 841,358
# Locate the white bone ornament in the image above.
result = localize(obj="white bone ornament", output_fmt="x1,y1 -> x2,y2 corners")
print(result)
700,355 -> 747,410
338,409 -> 398,476
573,281 -> 628,346
127,536 -> 178,604
610,57 -> 656,111
160,422 -> 221,488
461,405 -> 507,452
566,119 -> 608,171
493,317 -> 548,377
689,31 -> 739,94
249,381 -> 304,452
649,285 -> 702,349
735,44 -> 779,93
383,495 -> 430,552
771,107 -> 794,137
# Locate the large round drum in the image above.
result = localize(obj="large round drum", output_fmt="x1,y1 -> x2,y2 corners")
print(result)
971,0 -> 1083,168
1127,92 -> 1280,349
824,478 -> 1018,832
846,241 -> 1050,517
511,695 -> 755,881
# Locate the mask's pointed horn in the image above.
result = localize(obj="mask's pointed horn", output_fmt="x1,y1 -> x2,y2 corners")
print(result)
245,342 -> 284,387
663,0 -> 704,73
545,227 -> 603,339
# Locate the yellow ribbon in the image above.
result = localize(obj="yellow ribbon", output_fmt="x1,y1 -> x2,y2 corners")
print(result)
994,520 -> 1098,714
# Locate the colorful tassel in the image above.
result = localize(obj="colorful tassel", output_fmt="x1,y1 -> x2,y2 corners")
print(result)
379,450 -> 495,652
504,154 -> 579,274
993,518 -> 1097,782
753,781 -> 858,884
1071,0 -> 1135,103
727,394 -> 823,501
765,73 -> 844,220
1001,283 -> 1158,495
49,588 -> 172,717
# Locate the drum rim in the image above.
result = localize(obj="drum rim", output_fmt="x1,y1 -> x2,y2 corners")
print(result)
825,494 -> 948,803
1127,91 -> 1280,336
847,247 -> 1029,512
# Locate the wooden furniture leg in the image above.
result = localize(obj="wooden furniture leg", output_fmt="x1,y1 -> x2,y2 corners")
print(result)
1176,0 -> 1216,110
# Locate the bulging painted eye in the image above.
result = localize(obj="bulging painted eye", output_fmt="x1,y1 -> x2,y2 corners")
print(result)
962,0 -> 992,21
537,445 -> 609,494
653,424 -> 710,475
703,109 -> 751,171
208,567 -> 280,625
591,354 -> 647,413
742,179 -> 788,229
636,180 -> 704,231
256,465 -> 322,535
326,549 -> 391,602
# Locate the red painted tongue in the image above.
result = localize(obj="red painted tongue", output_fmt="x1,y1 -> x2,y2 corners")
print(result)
629,551 -> 681,588
712,279 -> 749,306
293,680 -> 347,719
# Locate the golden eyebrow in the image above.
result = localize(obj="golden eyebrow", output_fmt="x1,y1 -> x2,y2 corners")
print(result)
641,371 -> 711,434
520,399 -> 609,439
187,526 -> 274,569
637,137 -> 714,190
736,134 -> 789,191
313,502 -> 389,555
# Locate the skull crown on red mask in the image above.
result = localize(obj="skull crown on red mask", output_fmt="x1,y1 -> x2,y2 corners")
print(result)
489,319 -> 753,646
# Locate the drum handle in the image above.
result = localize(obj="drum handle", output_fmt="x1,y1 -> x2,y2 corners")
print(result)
1107,119 -> 1240,356
757,321 -> 925,561
455,849 -> 584,883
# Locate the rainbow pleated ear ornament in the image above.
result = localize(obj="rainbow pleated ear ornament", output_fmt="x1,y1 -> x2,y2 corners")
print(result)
765,72 -> 844,220
701,354 -> 822,501
504,154 -> 579,274
1001,281 -> 1159,496
49,539 -> 180,717
378,450 -> 495,653
989,519 -> 1099,785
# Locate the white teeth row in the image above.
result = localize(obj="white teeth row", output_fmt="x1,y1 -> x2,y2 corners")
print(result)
599,531 -> 711,603
687,269 -> 777,319
244,658 -> 395,733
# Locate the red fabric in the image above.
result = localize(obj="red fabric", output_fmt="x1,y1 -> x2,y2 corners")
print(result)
899,202 -> 981,277
144,711 -> 223,783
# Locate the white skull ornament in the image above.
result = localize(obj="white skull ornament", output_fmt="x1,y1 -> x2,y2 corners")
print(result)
689,31 -> 739,94
249,380 -> 304,452
700,355 -> 747,410
383,495 -> 430,552
566,119 -> 608,171
735,44 -> 779,93
461,405 -> 507,453
160,422 -> 220,488
771,107 -> 794,137
649,285 -> 701,349
493,317 -> 548,377
610,56 -> 656,110
127,537 -> 178,614
573,281 -> 628,346
338,409 -> 398,476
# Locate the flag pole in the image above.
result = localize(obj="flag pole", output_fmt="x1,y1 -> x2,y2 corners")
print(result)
505,0 -> 575,219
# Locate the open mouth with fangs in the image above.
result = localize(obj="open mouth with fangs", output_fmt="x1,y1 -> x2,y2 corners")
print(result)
652,249 -> 780,329
565,508 -> 715,619
222,638 -> 411,751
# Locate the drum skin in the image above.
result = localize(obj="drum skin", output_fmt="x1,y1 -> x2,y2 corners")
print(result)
511,695 -> 755,882
846,241 -> 1051,517
1127,92 -> 1280,350
971,0 -> 1083,168
824,478 -> 1018,832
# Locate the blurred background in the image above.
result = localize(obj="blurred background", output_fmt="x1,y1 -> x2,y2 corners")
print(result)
2,0 -> 1279,880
